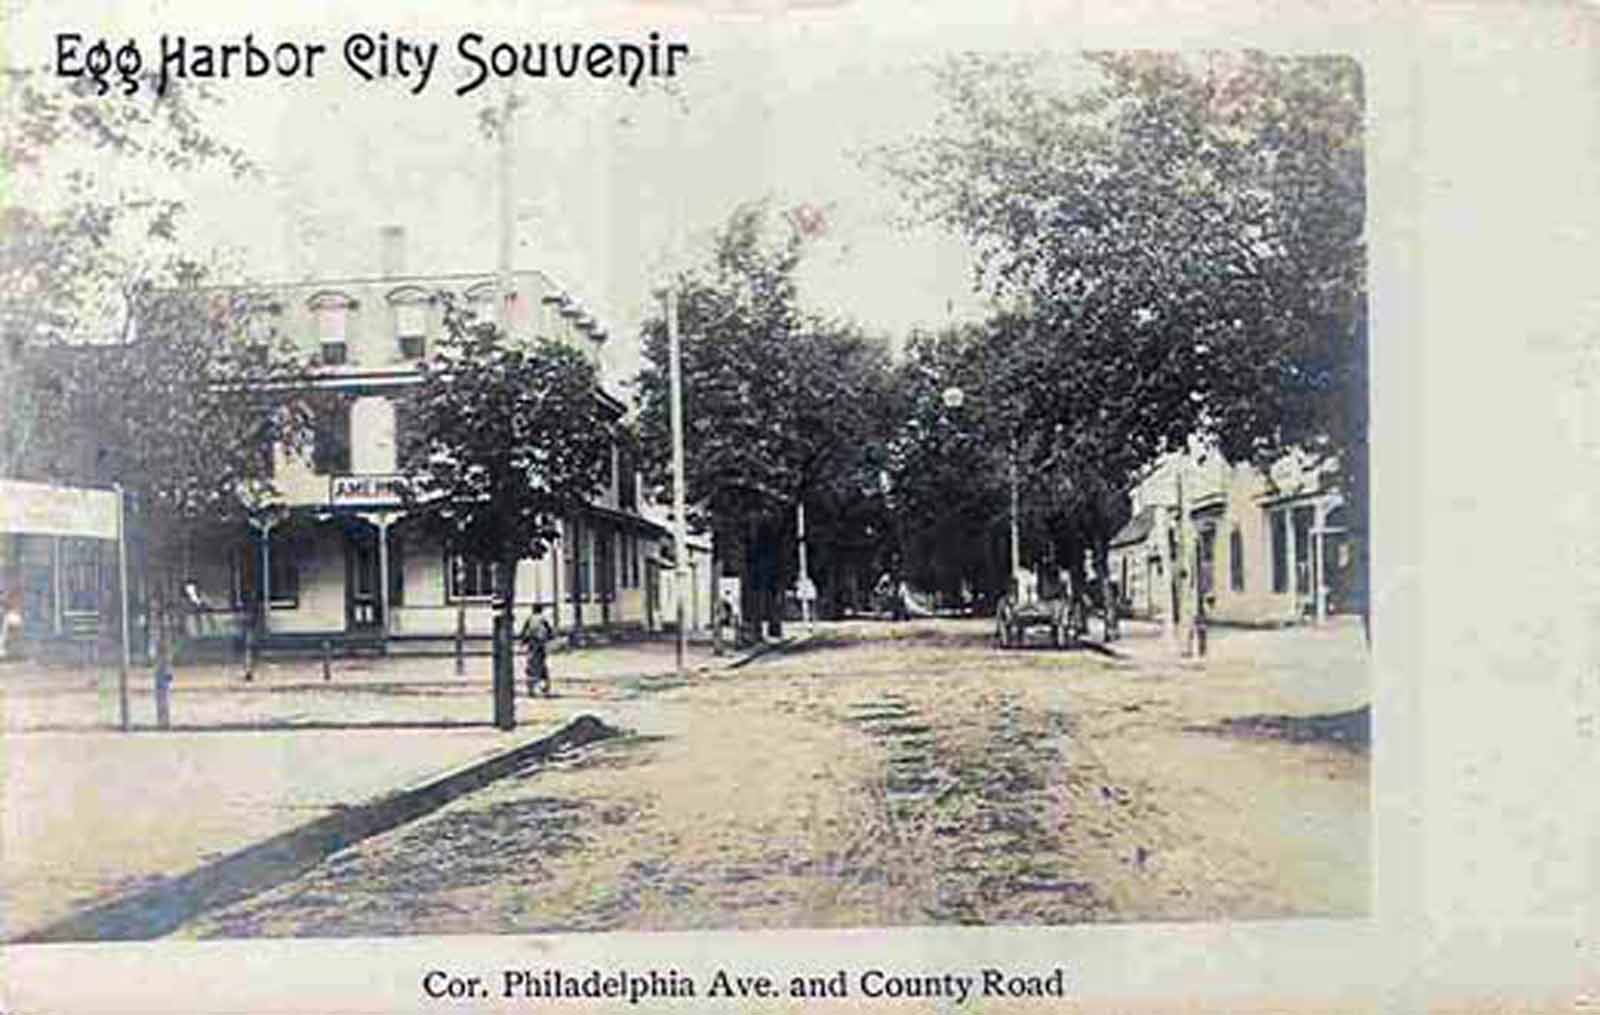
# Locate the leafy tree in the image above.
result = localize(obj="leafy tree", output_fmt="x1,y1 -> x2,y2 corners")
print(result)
400,298 -> 618,729
880,51 -> 1368,635
637,202 -> 896,634
887,322 -> 1016,605
887,315 -> 1132,632
46,274 -> 317,676
2,66 -> 253,476
2,64 -> 309,678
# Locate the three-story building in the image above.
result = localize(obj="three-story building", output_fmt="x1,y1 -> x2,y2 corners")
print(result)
183,231 -> 694,653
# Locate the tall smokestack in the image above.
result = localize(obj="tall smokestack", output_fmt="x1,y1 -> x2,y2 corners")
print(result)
380,225 -> 406,277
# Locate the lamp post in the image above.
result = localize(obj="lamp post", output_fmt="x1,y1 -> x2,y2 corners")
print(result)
795,499 -> 813,633
941,384 -> 1022,597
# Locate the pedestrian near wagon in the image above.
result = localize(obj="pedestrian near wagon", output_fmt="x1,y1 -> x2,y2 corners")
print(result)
0,588 -> 23,659
520,604 -> 554,698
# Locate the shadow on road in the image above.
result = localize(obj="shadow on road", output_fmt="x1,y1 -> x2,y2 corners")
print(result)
21,719 -> 512,734
1189,704 -> 1371,750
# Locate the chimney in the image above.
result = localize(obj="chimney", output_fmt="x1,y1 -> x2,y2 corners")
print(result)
379,225 -> 406,277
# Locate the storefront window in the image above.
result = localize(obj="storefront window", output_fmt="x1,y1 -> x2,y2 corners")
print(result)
1229,527 -> 1245,592
446,553 -> 498,602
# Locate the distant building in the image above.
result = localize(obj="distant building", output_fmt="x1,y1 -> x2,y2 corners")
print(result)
1107,444 -> 1362,626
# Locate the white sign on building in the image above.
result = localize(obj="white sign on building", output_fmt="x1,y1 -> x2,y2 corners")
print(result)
329,474 -> 409,507
0,479 -> 118,539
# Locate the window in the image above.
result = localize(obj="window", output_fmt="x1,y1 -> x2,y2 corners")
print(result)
309,292 -> 356,365
1292,506 -> 1315,597
311,399 -> 352,475
317,306 -> 347,364
578,526 -> 593,601
596,527 -> 615,602
618,448 -> 638,511
446,552 -> 499,601
235,536 -> 301,609
269,539 -> 300,607
1270,509 -> 1289,594
245,314 -> 273,342
395,301 -> 427,360
464,282 -> 499,322
621,531 -> 640,589
61,539 -> 105,614
1196,524 -> 1217,598
1229,526 -> 1245,592
392,400 -> 418,472
242,308 -> 276,365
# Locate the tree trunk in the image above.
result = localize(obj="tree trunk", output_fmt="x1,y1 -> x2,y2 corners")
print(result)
1096,536 -> 1118,642
151,565 -> 176,729
493,553 -> 517,730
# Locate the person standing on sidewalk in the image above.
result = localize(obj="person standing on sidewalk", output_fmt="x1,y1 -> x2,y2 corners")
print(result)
520,604 -> 554,698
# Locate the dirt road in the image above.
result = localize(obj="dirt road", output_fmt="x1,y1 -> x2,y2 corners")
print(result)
182,619 -> 1369,938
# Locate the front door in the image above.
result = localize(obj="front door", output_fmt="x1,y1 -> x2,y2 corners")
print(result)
645,560 -> 659,631
345,531 -> 381,632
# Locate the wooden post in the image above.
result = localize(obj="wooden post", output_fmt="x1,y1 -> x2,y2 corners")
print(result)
243,623 -> 255,683
454,604 -> 466,676
321,638 -> 332,681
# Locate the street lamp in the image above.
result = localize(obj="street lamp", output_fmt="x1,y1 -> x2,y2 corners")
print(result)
940,385 -> 1022,599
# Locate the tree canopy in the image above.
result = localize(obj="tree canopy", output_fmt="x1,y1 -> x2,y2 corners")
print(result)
400,298 -> 618,726
880,49 -> 1366,509
637,201 -> 897,625
2,64 -> 255,478
401,298 -> 619,571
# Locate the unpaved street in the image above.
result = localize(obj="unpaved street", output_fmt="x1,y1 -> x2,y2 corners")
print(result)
182,620 -> 1369,938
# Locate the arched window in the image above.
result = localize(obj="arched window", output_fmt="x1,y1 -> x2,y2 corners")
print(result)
463,280 -> 499,323
387,286 -> 432,360
307,291 -> 358,365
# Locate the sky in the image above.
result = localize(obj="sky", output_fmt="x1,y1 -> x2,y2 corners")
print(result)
11,1 -> 1055,382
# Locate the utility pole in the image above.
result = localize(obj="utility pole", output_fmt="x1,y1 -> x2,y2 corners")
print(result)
666,287 -> 689,678
491,83 -> 519,730
1175,468 -> 1193,658
1009,439 -> 1022,596
114,483 -> 131,732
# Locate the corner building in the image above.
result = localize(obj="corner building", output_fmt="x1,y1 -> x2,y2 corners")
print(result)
185,253 -> 685,655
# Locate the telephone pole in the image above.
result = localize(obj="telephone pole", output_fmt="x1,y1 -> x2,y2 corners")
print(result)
666,287 -> 689,678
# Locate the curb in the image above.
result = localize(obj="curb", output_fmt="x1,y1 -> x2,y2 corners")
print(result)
722,634 -> 804,670
12,714 -> 621,944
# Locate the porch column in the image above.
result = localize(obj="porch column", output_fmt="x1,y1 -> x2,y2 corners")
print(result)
367,513 -> 393,639
51,535 -> 64,636
600,524 -> 612,629
1283,505 -> 1298,619
1312,504 -> 1327,623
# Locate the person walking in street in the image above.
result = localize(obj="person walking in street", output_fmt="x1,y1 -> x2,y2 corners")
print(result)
0,588 -> 22,660
520,604 -> 554,698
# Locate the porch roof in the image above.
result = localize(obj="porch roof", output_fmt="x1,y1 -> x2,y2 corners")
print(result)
1110,505 -> 1157,549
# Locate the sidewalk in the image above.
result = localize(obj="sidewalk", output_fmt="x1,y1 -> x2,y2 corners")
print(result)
0,639 -> 728,732
0,638 -> 769,941
1093,616 -> 1371,717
